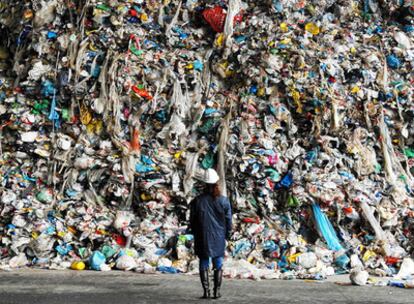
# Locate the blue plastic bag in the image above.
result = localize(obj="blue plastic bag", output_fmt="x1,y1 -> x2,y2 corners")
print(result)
156,266 -> 179,274
41,80 -> 56,97
387,54 -> 401,69
335,254 -> 350,269
312,204 -> 343,251
55,244 -> 73,256
135,163 -> 154,173
274,171 -> 293,189
263,240 -> 277,252
89,251 -> 106,271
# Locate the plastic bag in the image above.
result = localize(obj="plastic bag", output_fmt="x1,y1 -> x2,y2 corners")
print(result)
9,253 -> 29,268
89,251 -> 106,271
395,258 -> 414,279
116,255 -> 137,271
312,204 -> 343,251
350,270 -> 369,286
202,5 -> 243,33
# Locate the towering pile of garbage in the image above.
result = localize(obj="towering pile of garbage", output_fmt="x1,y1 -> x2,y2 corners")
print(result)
1,0 -> 414,282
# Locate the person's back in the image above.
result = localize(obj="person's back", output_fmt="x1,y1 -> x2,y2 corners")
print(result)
190,193 -> 231,259
189,169 -> 232,299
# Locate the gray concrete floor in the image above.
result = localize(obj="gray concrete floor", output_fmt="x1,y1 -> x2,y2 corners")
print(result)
0,269 -> 412,304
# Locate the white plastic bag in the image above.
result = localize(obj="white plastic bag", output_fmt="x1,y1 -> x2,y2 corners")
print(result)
116,255 -> 137,271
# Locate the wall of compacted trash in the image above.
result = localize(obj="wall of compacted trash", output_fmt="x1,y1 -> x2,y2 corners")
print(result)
1,0 -> 414,287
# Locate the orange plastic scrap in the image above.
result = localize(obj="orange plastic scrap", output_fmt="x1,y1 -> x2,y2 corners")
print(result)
131,85 -> 153,100
130,128 -> 141,152
0,119 -> 13,129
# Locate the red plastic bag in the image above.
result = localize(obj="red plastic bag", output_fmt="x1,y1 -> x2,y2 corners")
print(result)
112,233 -> 127,247
132,85 -> 153,100
242,217 -> 260,224
202,6 -> 243,33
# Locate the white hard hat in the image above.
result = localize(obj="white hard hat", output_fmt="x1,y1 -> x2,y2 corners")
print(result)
204,168 -> 220,184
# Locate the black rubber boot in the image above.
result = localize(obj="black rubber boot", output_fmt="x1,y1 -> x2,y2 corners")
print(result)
213,268 -> 223,299
199,269 -> 210,299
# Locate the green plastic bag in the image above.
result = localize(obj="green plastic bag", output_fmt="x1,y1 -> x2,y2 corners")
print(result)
201,153 -> 215,169
403,148 -> 414,158
287,195 -> 300,208
102,245 -> 118,259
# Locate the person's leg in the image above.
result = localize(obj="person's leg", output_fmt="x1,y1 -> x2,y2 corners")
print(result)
199,258 -> 210,271
212,256 -> 224,299
212,256 -> 223,270
199,257 -> 211,299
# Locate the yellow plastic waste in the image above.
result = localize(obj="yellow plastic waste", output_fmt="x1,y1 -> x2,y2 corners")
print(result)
86,119 -> 103,135
291,90 -> 300,103
362,250 -> 377,262
305,23 -> 320,35
124,249 -> 136,257
140,193 -> 152,201
174,151 -> 183,159
71,261 -> 86,271
80,104 -> 92,125
280,38 -> 291,45
140,13 -> 148,22
351,86 -> 360,94
257,87 -> 265,97
89,43 -> 98,51
280,22 -> 288,32
287,253 -> 302,263
215,33 -> 225,48
291,89 -> 303,113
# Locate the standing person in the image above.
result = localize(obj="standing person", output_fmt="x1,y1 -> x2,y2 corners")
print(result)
189,169 -> 232,299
